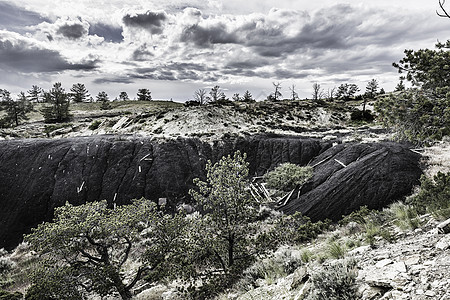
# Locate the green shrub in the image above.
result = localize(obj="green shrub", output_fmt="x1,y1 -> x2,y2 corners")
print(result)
88,120 -> 102,130
275,213 -> 331,245
375,89 -> 450,144
0,289 -> 23,300
300,249 -> 313,263
389,202 -> 421,230
307,259 -> 358,300
264,163 -> 313,192
327,241 -> 346,259
339,206 -> 374,225
408,172 -> 450,220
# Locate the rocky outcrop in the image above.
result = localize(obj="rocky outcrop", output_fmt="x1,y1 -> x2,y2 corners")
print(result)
0,135 -> 329,250
281,142 -> 422,221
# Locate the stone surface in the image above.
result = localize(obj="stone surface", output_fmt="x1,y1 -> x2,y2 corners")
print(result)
437,218 -> 450,234
281,142 -> 422,221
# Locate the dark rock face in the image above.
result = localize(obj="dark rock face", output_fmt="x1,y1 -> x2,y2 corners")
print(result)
0,135 -> 329,250
281,142 -> 423,221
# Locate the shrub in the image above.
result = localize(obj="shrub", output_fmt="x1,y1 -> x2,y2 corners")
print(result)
350,109 -> 374,122
88,120 -> 102,130
375,89 -> 450,144
327,241 -> 346,259
264,163 -> 313,192
307,259 -> 358,300
389,202 -> 421,230
408,172 -> 450,220
0,289 -> 23,300
274,213 -> 331,245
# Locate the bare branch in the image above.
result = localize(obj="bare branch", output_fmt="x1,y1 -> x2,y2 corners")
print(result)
437,0 -> 450,18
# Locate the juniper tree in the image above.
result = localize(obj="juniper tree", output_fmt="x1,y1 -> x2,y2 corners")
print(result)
1,91 -> 33,127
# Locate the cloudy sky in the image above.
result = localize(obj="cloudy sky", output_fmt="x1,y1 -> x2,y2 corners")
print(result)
0,0 -> 449,101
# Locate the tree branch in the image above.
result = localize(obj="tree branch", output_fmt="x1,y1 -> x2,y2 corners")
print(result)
437,0 -> 450,18
125,265 -> 151,290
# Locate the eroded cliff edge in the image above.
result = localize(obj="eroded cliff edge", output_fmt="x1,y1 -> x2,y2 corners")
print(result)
0,135 -> 422,250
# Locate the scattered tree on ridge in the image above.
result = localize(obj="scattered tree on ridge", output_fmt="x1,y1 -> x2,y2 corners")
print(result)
335,83 -> 360,101
137,89 -> 152,101
363,79 -> 379,113
289,84 -> 299,101
242,90 -> 254,102
269,82 -> 282,101
193,88 -> 208,105
118,91 -> 129,101
312,83 -> 325,101
70,83 -> 90,103
208,85 -> 226,103
41,82 -> 71,123
232,93 -> 241,101
395,80 -> 406,92
97,91 -> 111,110
27,85 -> 43,103
0,90 -> 33,127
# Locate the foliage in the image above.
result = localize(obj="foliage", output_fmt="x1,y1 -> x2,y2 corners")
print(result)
306,259 -> 358,300
137,89 -> 152,101
408,172 -> 450,219
264,163 -> 313,192
97,91 -> 111,110
389,202 -> 421,230
208,86 -> 226,103
41,82 -> 71,123
242,90 -> 254,102
25,263 -> 82,300
88,120 -> 102,130
375,89 -> 450,144
393,41 -> 450,96
0,289 -> 22,300
189,151 -> 261,276
70,83 -> 90,103
327,241 -> 346,259
365,79 -> 379,99
335,83 -> 360,101
27,85 -> 43,103
118,92 -> 129,101
274,213 -> 331,245
0,91 -> 33,127
24,199 -> 156,299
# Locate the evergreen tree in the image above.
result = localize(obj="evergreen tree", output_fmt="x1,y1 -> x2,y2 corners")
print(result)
1,90 -> 33,127
97,91 -> 111,110
118,91 -> 129,101
70,83 -> 90,103
137,89 -> 152,101
27,85 -> 42,103
41,82 -> 71,123
242,90 -> 254,102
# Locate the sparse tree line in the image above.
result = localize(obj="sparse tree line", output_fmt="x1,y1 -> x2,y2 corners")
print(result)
0,83 -> 153,127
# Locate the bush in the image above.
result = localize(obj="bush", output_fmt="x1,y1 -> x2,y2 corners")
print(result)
408,172 -> 450,220
0,289 -> 23,300
264,163 -> 313,192
389,202 -> 421,230
306,259 -> 358,300
327,241 -> 346,259
88,120 -> 102,130
350,109 -> 374,122
375,89 -> 450,144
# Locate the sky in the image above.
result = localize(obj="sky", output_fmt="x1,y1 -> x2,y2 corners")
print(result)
0,0 -> 449,101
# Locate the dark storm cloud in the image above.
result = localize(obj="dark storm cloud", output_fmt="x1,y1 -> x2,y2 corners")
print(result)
0,39 -> 98,73
180,23 -> 238,47
0,2 -> 50,33
132,44 -> 154,61
93,77 -> 134,84
123,11 -> 167,34
57,23 -> 87,40
88,23 -> 123,43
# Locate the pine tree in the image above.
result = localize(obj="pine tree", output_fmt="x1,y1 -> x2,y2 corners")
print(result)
41,83 -> 71,123
70,83 -> 90,103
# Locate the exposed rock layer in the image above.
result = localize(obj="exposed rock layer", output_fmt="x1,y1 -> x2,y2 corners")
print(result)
0,136 -> 421,250
281,142 -> 423,221
0,135 -> 329,250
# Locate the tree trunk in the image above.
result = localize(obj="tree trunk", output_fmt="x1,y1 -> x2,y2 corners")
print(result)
111,270 -> 132,299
